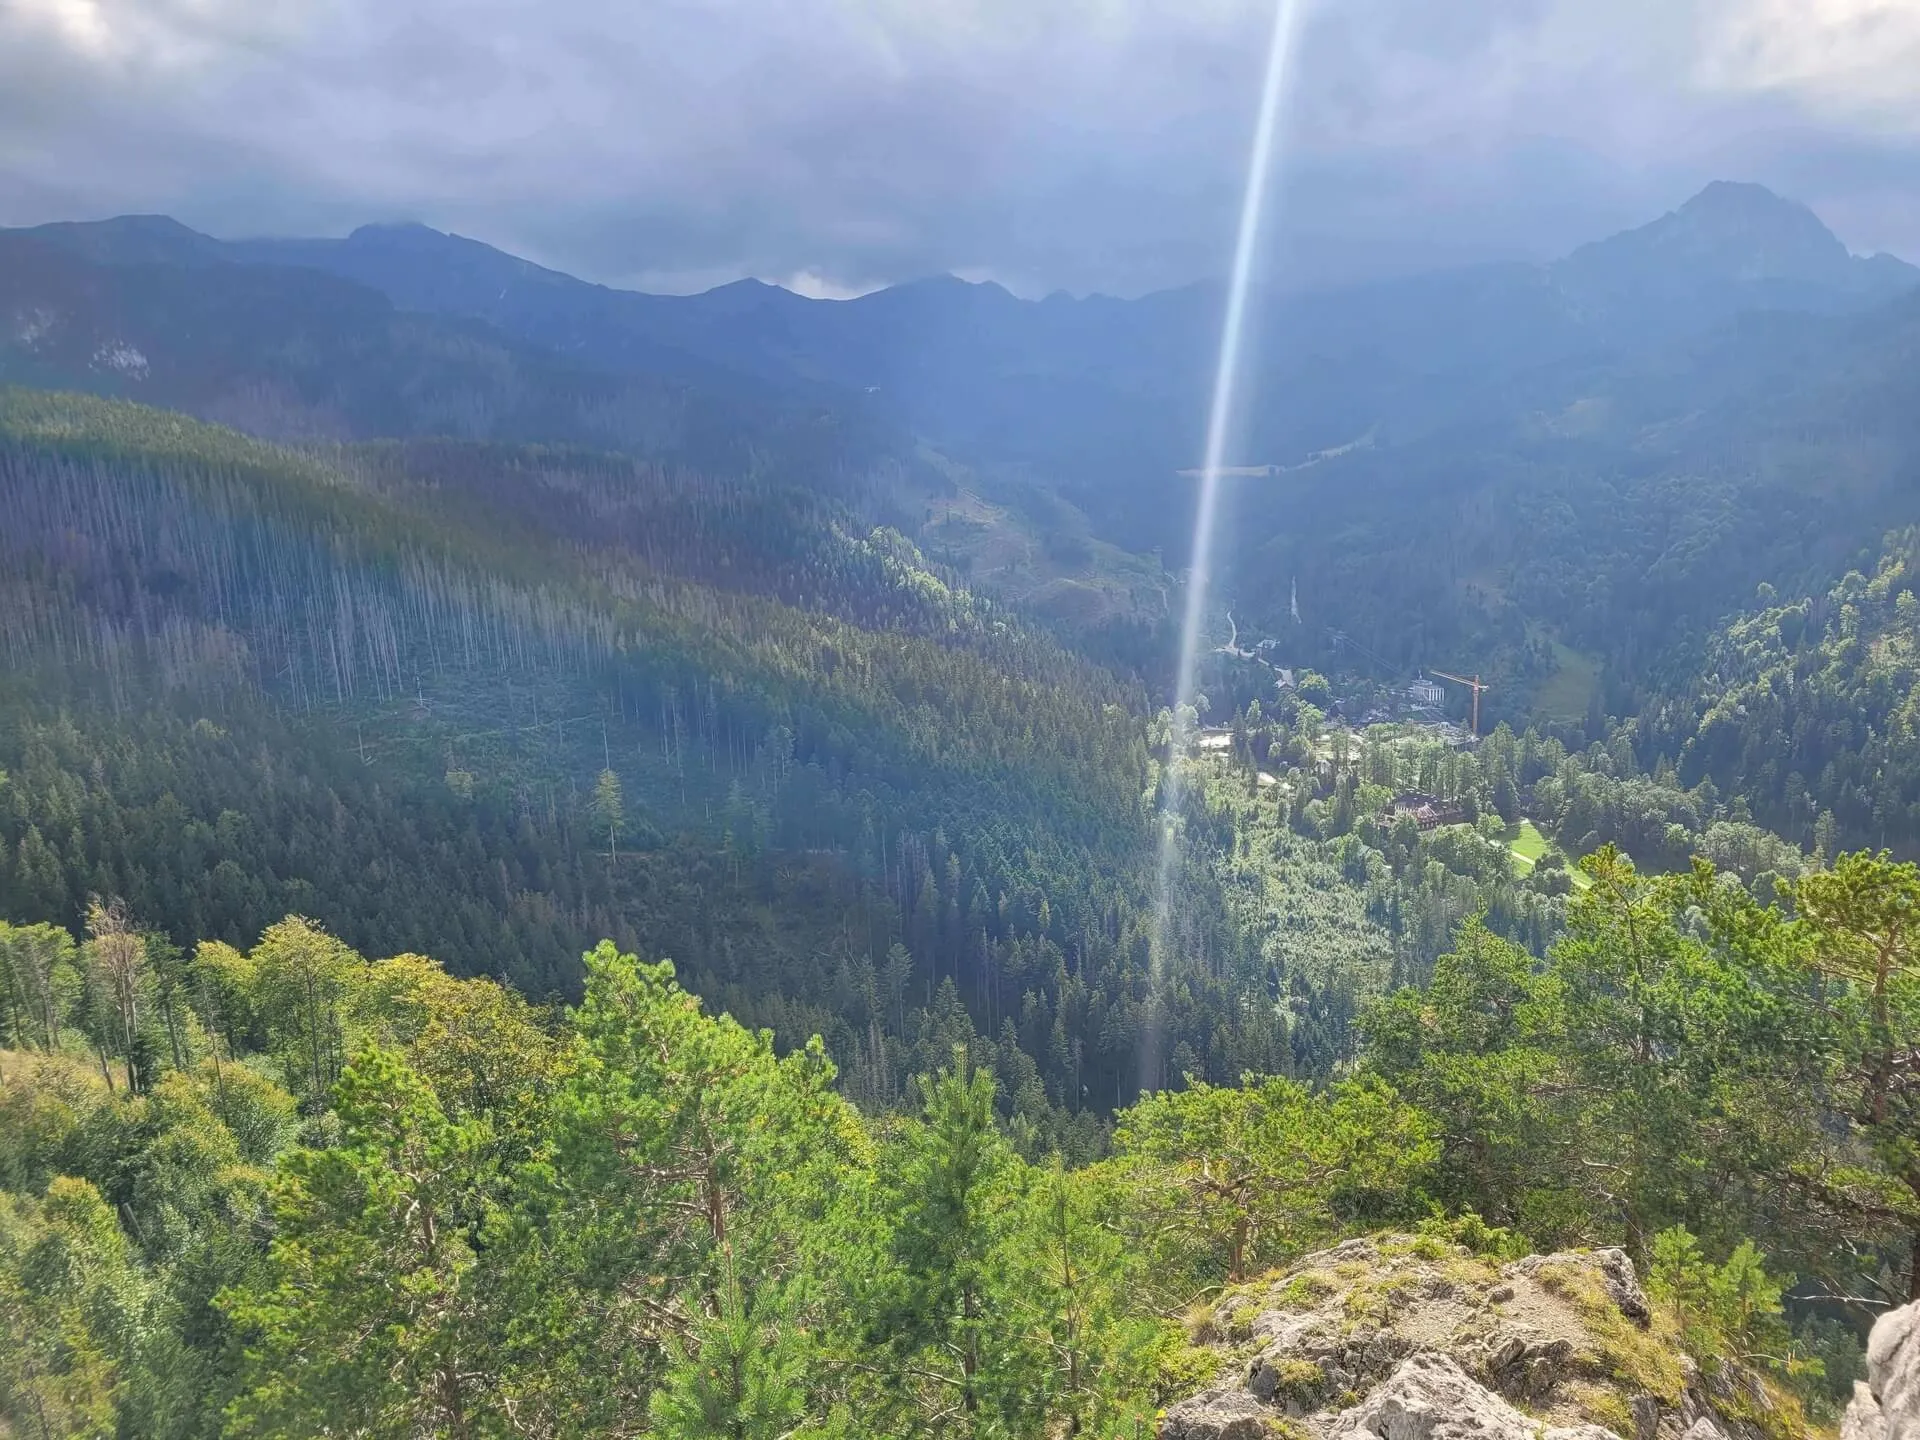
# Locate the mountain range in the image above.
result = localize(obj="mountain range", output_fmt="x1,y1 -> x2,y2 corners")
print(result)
11,180 -> 1914,475
7,177 -> 1920,1439
7,179 -> 1920,694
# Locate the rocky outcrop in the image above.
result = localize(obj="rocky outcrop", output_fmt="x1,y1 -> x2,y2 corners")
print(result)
1328,1352 -> 1622,1440
1162,1386 -> 1283,1440
1844,1300 -> 1919,1440
1158,1234 -> 1773,1440
1509,1247 -> 1651,1326
1844,1384 -> 1888,1440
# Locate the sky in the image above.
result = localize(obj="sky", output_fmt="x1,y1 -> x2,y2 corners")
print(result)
4,0 -> 1920,297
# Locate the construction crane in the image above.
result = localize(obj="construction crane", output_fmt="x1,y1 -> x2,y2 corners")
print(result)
1430,670 -> 1490,738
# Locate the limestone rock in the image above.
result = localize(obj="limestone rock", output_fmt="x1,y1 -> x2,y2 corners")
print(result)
1505,1247 -> 1649,1328
1156,1234 -> 1754,1440
1246,1316 -> 1409,1409
1161,1385 -> 1284,1440
1595,1248 -> 1653,1326
1843,1381 -> 1889,1440
1866,1300 -> 1919,1440
1328,1352 -> 1622,1440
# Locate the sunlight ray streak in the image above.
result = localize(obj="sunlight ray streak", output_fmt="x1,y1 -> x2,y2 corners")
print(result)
1144,0 -> 1304,1094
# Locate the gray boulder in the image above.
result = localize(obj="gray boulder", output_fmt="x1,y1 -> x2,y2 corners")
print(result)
1844,1381 -> 1889,1440
1161,1385 -> 1285,1440
1842,1299 -> 1920,1440
1594,1247 -> 1654,1326
1328,1352 -> 1623,1440
1868,1301 -> 1919,1440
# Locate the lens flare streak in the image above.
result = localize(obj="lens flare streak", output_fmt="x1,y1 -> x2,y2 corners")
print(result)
1144,0 -> 1304,1093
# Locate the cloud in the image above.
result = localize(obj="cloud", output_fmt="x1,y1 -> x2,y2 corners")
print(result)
2,0 -> 1919,295
1695,0 -> 1920,127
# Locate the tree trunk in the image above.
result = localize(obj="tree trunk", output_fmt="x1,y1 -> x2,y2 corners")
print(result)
959,1264 -> 981,1416
163,990 -> 185,1070
438,1359 -> 471,1440
1871,938 -> 1895,1128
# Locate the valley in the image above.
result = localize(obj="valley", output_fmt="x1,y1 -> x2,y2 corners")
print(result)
3,178 -> 1919,1439
4,179 -> 1913,1119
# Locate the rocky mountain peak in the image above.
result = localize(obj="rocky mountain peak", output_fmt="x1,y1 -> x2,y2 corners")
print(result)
1558,181 -> 1858,291
1667,181 -> 1852,278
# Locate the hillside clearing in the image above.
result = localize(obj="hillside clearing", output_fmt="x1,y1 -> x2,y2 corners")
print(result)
1502,818 -> 1591,889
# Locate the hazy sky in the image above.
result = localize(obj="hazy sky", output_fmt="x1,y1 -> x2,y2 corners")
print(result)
4,0 -> 1919,296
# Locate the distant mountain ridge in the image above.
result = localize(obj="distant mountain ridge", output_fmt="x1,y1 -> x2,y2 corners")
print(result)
231,184 -> 1914,537
0,226 -> 903,494
16,183 -> 1913,464
10,185 -> 1916,514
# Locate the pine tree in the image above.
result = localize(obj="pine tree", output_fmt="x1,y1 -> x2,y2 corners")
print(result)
647,1256 -> 806,1440
1794,851 -> 1920,1300
221,1048 -> 494,1438
592,768 -> 625,862
868,1048 -> 1038,1435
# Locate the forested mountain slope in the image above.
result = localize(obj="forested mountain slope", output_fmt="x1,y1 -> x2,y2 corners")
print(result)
1635,527 -> 1920,852
1213,282 -> 1920,732
0,225 -> 1175,650
4,383 -> 1761,1129
0,388 -> 1316,1133
0,230 -> 897,495
17,185 -> 1919,737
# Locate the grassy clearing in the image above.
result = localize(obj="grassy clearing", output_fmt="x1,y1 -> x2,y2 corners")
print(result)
1529,631 -> 1602,726
1501,819 -> 1592,890
1507,819 -> 1550,866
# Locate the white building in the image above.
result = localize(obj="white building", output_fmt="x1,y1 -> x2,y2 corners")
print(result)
1408,674 -> 1445,708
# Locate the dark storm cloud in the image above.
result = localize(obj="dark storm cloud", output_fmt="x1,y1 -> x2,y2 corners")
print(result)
3,0 -> 1918,296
